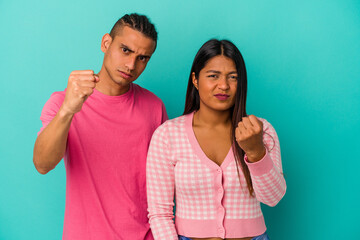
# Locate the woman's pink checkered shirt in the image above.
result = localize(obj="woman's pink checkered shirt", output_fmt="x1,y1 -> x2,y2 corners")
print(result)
146,112 -> 286,239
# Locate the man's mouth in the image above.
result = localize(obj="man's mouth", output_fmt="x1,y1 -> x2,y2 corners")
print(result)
118,70 -> 133,79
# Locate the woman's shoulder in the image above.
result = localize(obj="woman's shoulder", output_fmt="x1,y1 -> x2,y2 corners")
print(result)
256,116 -> 275,132
153,114 -> 189,133
255,116 -> 279,149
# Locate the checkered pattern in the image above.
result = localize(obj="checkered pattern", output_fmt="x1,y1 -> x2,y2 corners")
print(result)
222,163 -> 262,219
146,114 -> 286,239
249,119 -> 286,207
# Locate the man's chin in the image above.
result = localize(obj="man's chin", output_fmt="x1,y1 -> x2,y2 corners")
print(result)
113,77 -> 135,86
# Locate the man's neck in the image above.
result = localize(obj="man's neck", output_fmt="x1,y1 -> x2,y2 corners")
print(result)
95,68 -> 130,96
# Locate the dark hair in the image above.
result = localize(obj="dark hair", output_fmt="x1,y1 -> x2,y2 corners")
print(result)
110,13 -> 158,50
183,39 -> 254,196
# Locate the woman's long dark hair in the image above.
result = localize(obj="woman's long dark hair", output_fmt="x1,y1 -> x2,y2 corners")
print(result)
183,39 -> 254,196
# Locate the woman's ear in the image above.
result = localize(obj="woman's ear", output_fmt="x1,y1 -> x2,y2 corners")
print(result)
192,72 -> 198,90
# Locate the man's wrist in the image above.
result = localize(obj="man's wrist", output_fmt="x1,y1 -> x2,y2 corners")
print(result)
58,106 -> 75,121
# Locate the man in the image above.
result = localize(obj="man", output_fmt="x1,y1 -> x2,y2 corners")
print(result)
33,13 -> 167,240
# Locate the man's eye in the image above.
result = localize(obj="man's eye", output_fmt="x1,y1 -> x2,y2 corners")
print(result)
139,56 -> 147,62
122,48 -> 129,53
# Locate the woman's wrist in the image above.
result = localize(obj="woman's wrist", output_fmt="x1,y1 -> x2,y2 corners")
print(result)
245,146 -> 266,163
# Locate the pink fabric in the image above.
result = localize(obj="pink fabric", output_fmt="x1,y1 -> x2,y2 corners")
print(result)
39,83 -> 168,240
146,112 -> 286,239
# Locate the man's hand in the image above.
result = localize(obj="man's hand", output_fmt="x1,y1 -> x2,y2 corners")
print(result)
61,70 -> 99,115
33,70 -> 99,174
235,115 -> 266,162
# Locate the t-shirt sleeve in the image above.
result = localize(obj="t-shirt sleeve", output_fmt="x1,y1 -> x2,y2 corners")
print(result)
161,101 -> 169,123
38,92 -> 65,134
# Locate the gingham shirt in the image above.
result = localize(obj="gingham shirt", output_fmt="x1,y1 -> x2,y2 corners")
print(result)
146,112 -> 286,239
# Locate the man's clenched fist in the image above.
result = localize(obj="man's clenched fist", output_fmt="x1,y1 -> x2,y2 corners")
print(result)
235,115 -> 266,162
61,70 -> 99,114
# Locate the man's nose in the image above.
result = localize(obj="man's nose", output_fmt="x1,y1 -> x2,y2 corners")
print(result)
125,57 -> 136,71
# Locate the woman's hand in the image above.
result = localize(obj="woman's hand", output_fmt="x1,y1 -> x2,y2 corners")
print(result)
235,115 -> 266,162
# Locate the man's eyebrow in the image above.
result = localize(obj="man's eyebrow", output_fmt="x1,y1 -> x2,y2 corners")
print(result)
120,44 -> 134,53
120,43 -> 151,58
139,54 -> 151,59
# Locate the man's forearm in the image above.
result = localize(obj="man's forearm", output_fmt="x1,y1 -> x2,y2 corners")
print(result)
33,107 -> 74,174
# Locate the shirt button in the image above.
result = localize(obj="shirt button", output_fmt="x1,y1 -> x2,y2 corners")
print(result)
218,188 -> 223,193
217,169 -> 221,173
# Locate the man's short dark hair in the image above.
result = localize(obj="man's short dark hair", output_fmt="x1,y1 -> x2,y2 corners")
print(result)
110,13 -> 158,50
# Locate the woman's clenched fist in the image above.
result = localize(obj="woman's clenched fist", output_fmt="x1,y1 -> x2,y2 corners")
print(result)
235,115 -> 266,162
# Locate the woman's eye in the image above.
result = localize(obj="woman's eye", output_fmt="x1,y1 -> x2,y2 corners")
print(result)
207,75 -> 217,78
229,75 -> 238,81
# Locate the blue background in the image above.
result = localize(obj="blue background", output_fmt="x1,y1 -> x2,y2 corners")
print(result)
1,0 -> 359,239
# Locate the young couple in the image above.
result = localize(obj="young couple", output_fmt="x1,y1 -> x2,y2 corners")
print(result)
33,13 -> 286,240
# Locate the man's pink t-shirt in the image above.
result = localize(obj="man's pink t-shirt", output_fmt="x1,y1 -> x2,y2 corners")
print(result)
39,83 -> 168,240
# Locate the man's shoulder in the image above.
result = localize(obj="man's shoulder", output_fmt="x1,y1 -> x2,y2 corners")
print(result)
48,90 -> 66,102
132,83 -> 163,103
43,90 -> 66,109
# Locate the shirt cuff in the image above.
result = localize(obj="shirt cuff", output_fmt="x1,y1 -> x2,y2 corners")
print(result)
244,149 -> 274,176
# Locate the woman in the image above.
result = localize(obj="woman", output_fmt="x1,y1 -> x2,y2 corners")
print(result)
146,39 -> 286,240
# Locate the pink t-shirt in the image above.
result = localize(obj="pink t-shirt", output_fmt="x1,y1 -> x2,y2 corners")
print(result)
39,83 -> 168,240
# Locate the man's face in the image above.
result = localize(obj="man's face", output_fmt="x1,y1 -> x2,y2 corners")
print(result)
101,26 -> 156,87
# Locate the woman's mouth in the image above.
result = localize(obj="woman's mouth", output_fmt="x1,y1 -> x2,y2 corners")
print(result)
214,94 -> 230,100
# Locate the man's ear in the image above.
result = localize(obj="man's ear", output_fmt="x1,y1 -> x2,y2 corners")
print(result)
101,33 -> 112,53
192,72 -> 198,90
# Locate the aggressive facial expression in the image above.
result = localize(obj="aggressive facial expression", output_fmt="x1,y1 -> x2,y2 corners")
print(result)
101,26 -> 156,87
193,55 -> 238,112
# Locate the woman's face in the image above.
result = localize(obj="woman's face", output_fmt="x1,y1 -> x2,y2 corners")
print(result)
193,55 -> 238,113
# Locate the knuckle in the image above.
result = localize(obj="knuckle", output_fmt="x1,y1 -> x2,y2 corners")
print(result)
72,81 -> 79,87
69,75 -> 76,81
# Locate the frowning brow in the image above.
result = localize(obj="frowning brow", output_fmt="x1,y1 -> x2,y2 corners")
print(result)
120,43 -> 151,58
206,70 -> 237,74
120,44 -> 134,53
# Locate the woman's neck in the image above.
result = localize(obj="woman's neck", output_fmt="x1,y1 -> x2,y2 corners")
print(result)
194,107 -> 232,128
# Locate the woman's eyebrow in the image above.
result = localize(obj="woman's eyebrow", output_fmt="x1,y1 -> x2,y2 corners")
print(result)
205,70 -> 221,73
205,70 -> 237,74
